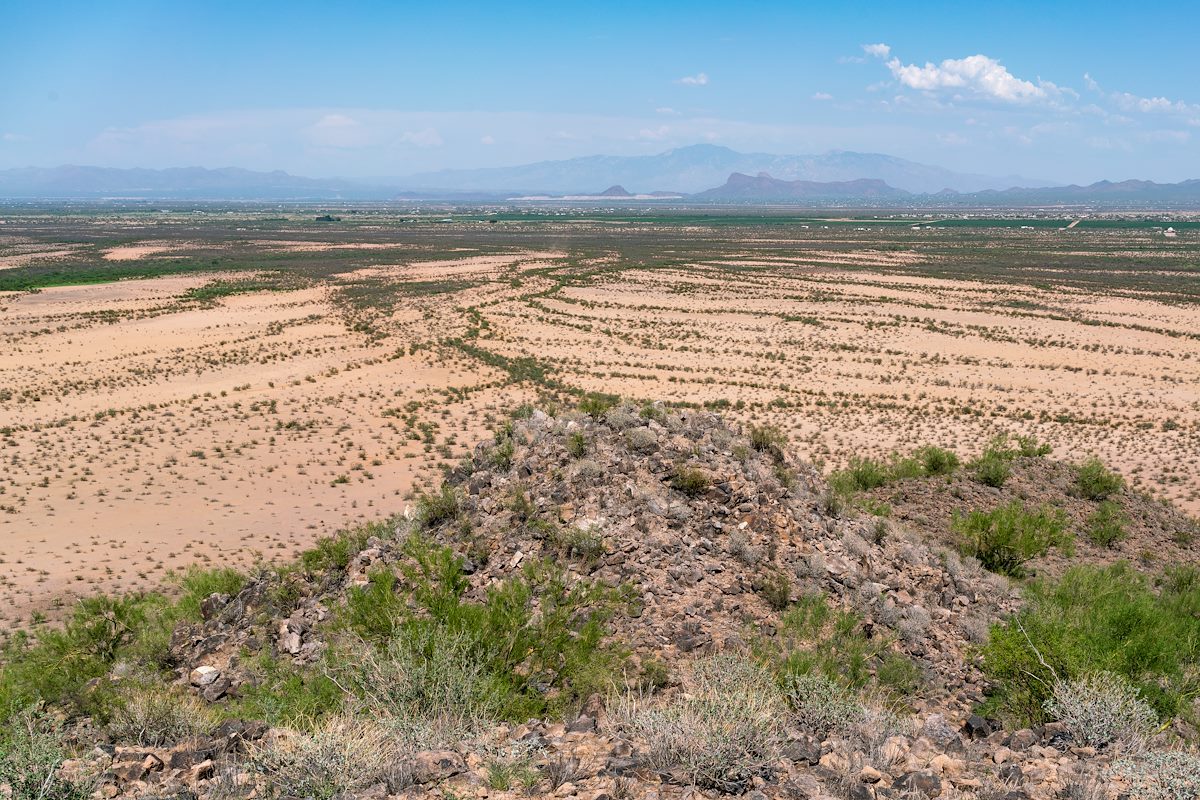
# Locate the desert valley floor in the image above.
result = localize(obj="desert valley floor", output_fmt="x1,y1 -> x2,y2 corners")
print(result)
1,207 -> 1198,625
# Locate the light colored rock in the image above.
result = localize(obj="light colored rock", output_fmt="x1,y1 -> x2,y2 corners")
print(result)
188,665 -> 220,686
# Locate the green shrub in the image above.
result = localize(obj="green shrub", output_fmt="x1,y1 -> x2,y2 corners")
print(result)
488,437 -> 515,471
971,453 -> 1011,488
830,446 -> 960,498
757,571 -> 791,611
953,501 -> 1070,577
748,425 -> 787,460
0,709 -> 95,800
578,392 -> 619,417
300,519 -> 393,573
1075,457 -> 1124,501
756,593 -> 917,697
415,484 -> 460,528
224,651 -> 344,728
914,445 -> 960,476
969,433 -> 1049,488
341,535 -> 630,721
0,563 -> 252,720
979,563 -> 1200,726
1086,501 -> 1126,548
565,431 -> 588,458
834,457 -> 892,492
670,465 -> 710,497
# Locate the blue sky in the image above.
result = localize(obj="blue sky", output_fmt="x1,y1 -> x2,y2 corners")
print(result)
2,1 -> 1198,183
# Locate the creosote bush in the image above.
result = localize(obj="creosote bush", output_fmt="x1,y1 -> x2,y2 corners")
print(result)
341,535 -> 631,721
1075,457 -> 1124,501
756,593 -> 918,699
1044,672 -> 1156,750
980,563 -> 1200,727
670,465 -> 710,497
969,432 -> 1050,488
953,501 -> 1070,577
748,424 -> 787,461
1086,500 -> 1126,548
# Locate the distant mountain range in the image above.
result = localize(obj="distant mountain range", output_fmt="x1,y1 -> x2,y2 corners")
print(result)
1,148 -> 1199,207
0,165 -> 394,200
400,144 -> 1044,195
693,172 -> 908,201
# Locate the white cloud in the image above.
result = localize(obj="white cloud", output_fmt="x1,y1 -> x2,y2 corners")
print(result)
1113,92 -> 1198,115
480,134 -> 495,145
884,53 -> 1058,103
936,132 -> 968,146
636,125 -> 671,141
811,92 -> 833,101
396,128 -> 443,148
677,72 -> 709,86
2,132 -> 30,142
655,107 -> 678,115
862,43 -> 891,59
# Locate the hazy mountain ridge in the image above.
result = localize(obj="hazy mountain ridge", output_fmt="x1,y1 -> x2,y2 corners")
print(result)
402,144 -> 1042,194
693,172 -> 910,200
2,154 -> 1200,206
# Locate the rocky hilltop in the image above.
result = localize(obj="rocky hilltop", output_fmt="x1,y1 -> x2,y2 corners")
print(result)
3,404 -> 1198,800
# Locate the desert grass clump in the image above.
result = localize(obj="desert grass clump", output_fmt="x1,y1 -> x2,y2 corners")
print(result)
334,627 -> 499,748
1044,672 -> 1156,751
107,680 -> 217,746
1075,457 -> 1124,501
252,717 -> 407,800
613,654 -> 784,793
953,501 -> 1070,577
782,672 -> 864,737
1086,500 -> 1126,548
0,708 -> 96,800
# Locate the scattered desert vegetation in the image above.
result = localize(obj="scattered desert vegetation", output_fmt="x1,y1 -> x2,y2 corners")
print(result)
2,206 -> 1199,799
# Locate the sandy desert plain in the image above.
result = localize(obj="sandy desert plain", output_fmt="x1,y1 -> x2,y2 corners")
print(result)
1,205 -> 1198,628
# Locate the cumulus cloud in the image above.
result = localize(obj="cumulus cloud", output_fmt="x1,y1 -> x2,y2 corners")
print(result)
1113,92 -> 1197,115
479,134 -> 495,145
677,72 -> 709,86
811,92 -> 833,101
884,53 -> 1058,103
862,43 -> 891,59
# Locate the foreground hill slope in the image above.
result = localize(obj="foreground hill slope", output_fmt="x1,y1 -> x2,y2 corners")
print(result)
2,404 -> 1198,800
